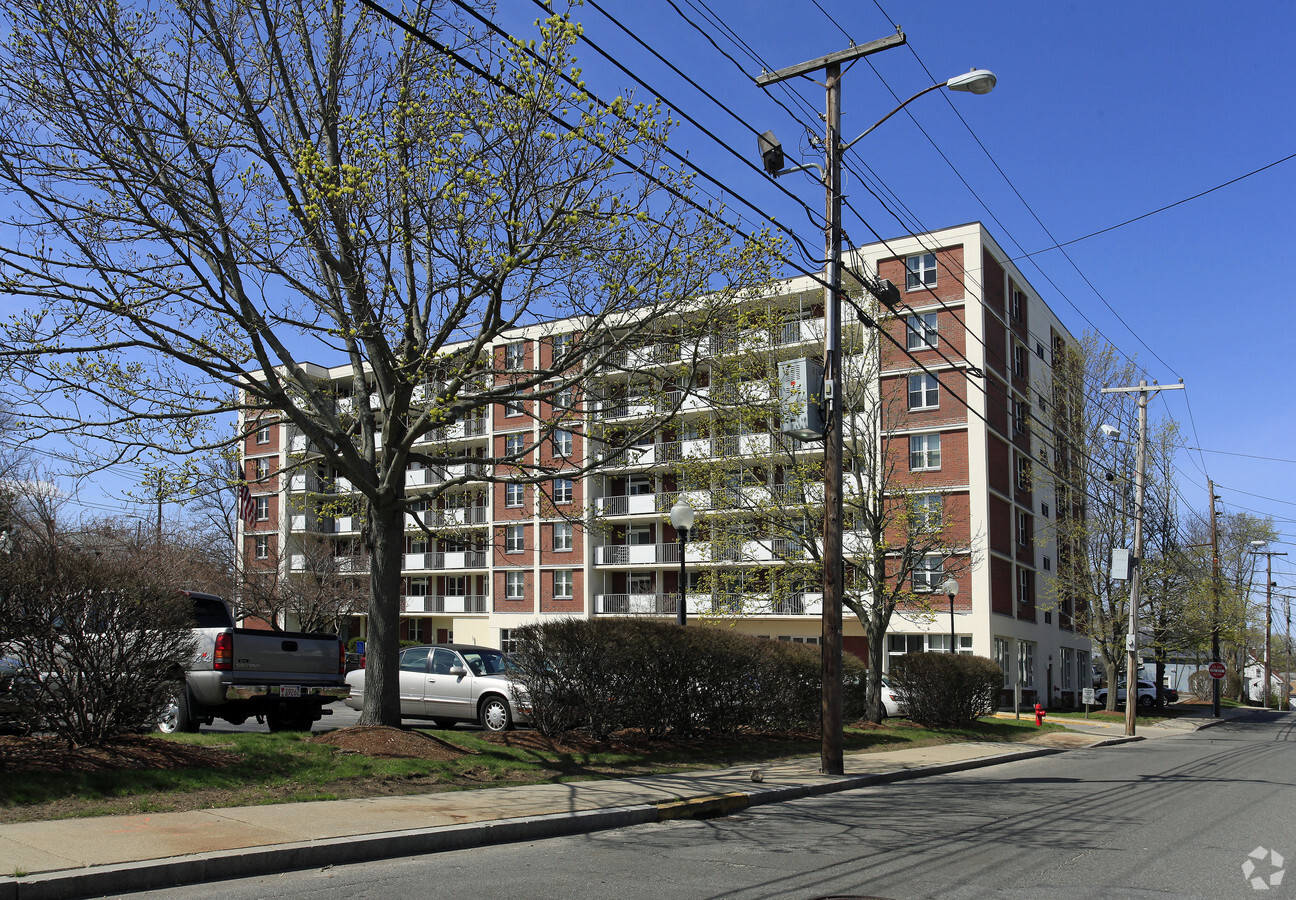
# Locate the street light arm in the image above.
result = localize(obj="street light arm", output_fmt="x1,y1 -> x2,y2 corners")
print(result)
841,81 -> 947,154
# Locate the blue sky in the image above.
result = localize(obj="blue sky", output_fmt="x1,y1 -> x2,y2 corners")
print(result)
26,0 -> 1296,597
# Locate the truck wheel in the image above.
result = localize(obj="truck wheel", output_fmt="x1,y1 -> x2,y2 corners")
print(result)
267,710 -> 315,732
157,690 -> 200,734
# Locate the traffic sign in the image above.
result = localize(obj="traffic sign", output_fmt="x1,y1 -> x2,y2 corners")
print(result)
1208,661 -> 1226,680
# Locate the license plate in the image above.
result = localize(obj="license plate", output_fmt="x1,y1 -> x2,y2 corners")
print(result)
281,685 -> 301,698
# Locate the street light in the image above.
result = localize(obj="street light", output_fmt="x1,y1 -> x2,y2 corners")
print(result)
757,29 -> 996,776
941,577 -> 960,654
670,498 -> 695,627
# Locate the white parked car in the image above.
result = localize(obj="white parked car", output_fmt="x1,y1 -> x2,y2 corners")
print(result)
1093,680 -> 1158,708
345,644 -> 529,731
879,675 -> 903,718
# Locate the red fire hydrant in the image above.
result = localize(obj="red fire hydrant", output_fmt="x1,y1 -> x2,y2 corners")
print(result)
1034,703 -> 1046,726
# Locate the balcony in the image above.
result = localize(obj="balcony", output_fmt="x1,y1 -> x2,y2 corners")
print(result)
290,434 -> 316,454
432,506 -> 488,527
607,340 -> 680,369
334,516 -> 358,534
403,551 -> 488,571
595,593 -> 680,615
595,493 -> 663,517
288,473 -> 326,493
404,594 -> 488,614
772,317 -> 826,347
290,513 -> 332,533
593,542 -> 682,566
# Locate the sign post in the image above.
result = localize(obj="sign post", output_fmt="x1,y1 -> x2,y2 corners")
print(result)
1082,687 -> 1095,719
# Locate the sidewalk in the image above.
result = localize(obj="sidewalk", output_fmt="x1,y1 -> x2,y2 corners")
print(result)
0,707 -> 1250,900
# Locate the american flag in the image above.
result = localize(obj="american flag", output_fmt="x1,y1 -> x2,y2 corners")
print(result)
237,483 -> 256,525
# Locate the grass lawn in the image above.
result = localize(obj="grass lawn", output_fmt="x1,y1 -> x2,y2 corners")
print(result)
0,718 -> 1056,823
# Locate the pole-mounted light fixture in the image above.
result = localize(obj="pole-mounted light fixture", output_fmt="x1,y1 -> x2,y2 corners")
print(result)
670,498 -> 695,627
941,577 -> 960,654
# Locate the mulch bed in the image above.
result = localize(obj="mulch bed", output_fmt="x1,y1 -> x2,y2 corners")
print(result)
0,733 -> 241,775
311,726 -> 470,760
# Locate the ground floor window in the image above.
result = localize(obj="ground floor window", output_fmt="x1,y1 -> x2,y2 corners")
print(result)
887,633 -> 971,668
500,628 -> 519,654
1061,647 -> 1075,689
1017,640 -> 1035,687
407,617 -> 427,643
994,637 -> 1011,686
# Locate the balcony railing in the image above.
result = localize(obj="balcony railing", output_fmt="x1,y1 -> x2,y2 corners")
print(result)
404,551 -> 488,571
594,593 -> 680,615
290,513 -> 332,533
594,493 -> 664,517
405,594 -> 488,614
593,542 -> 682,566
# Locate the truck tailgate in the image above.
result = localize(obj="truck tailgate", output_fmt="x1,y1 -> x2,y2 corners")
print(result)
230,628 -> 340,682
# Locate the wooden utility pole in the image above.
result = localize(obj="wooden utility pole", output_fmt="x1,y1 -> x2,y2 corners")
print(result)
1209,479 -> 1222,718
1252,547 -> 1285,708
1101,380 -> 1182,736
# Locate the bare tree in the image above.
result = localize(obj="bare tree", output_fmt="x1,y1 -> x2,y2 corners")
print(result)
0,0 -> 779,723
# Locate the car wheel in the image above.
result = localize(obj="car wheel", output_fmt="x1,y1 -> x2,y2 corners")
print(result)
1138,694 -> 1155,709
157,690 -> 199,734
431,718 -> 457,729
479,695 -> 512,732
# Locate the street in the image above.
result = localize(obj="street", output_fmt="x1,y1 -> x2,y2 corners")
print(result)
118,711 -> 1296,900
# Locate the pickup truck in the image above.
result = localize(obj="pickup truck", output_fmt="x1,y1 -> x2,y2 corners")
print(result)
157,592 -> 350,733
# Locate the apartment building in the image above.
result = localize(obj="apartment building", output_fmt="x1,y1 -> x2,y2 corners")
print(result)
239,222 -> 1090,708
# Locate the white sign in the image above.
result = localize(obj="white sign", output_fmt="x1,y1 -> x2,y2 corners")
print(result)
1082,688 -> 1095,705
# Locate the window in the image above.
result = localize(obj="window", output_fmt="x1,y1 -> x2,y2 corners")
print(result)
504,433 -> 526,458
1036,341 -> 1045,360
504,398 -> 525,417
400,647 -> 431,673
251,458 -> 269,481
505,482 -> 524,508
905,313 -> 938,350
928,634 -> 973,654
1041,501 -> 1050,518
553,569 -> 573,599
913,494 -> 943,531
255,424 -> 271,444
1017,640 -> 1035,687
1013,399 -> 1029,434
553,386 -> 575,410
1061,647 -> 1075,689
551,333 -> 571,360
254,535 -> 269,559
1010,289 -> 1025,321
553,429 -> 573,458
1013,344 -> 1028,378
1018,567 -> 1035,607
909,433 -> 941,471
627,474 -> 652,495
505,524 -> 524,553
905,253 -> 937,290
912,554 -> 943,591
994,638 -> 1011,687
1017,456 -> 1031,490
908,373 -> 939,411
888,633 -> 968,662
627,523 -> 653,545
505,570 -> 525,600
254,496 -> 270,521
553,478 -> 573,504
1043,556 -> 1052,571
1017,511 -> 1031,546
504,342 -> 525,371
444,575 -> 466,596
553,522 -> 573,551
629,572 -> 655,594
499,629 -> 519,654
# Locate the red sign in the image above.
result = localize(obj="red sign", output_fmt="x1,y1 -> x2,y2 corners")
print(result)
1208,661 -> 1227,680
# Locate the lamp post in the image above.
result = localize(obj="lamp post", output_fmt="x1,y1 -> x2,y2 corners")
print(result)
1250,541 -> 1285,709
670,498 -> 695,627
757,32 -> 995,775
941,578 -> 960,654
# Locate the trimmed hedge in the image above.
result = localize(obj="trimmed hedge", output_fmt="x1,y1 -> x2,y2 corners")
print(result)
890,653 -> 1002,727
509,619 -> 867,739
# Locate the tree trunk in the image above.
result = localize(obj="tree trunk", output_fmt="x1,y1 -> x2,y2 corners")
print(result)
863,609 -> 887,724
1103,657 -> 1119,712
359,503 -> 404,726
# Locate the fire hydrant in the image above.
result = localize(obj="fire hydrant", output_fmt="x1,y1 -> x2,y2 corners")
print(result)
1034,703 -> 1046,726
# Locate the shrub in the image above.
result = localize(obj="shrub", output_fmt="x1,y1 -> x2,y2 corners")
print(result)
1187,669 -> 1215,700
890,653 -> 1002,727
509,619 -> 866,739
0,545 -> 197,747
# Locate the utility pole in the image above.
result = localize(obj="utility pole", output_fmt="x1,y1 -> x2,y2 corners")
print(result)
756,30 -> 906,777
1251,546 -> 1285,709
1209,480 -> 1222,718
1102,380 -> 1182,736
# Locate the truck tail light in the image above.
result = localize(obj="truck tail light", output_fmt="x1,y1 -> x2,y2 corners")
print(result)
214,632 -> 233,671
339,641 -> 346,675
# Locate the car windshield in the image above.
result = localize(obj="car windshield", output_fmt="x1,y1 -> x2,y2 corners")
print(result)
459,649 -> 508,676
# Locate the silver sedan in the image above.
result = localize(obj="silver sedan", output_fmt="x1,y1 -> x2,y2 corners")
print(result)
345,644 -> 529,732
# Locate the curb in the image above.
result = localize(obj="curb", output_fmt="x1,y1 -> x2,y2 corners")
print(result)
0,742 -> 1099,900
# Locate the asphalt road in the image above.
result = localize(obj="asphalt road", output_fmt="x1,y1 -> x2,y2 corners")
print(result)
119,711 -> 1296,900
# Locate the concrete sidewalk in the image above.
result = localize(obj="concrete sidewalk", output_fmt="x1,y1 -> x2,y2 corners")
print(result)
0,708 -> 1248,900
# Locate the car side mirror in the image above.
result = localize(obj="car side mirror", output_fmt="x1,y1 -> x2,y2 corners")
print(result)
448,665 -> 468,677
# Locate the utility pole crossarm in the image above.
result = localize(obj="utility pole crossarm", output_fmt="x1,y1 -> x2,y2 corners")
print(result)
755,32 -> 906,86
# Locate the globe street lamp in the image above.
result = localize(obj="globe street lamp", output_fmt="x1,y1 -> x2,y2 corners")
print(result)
670,498 -> 695,627
941,577 -> 960,654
